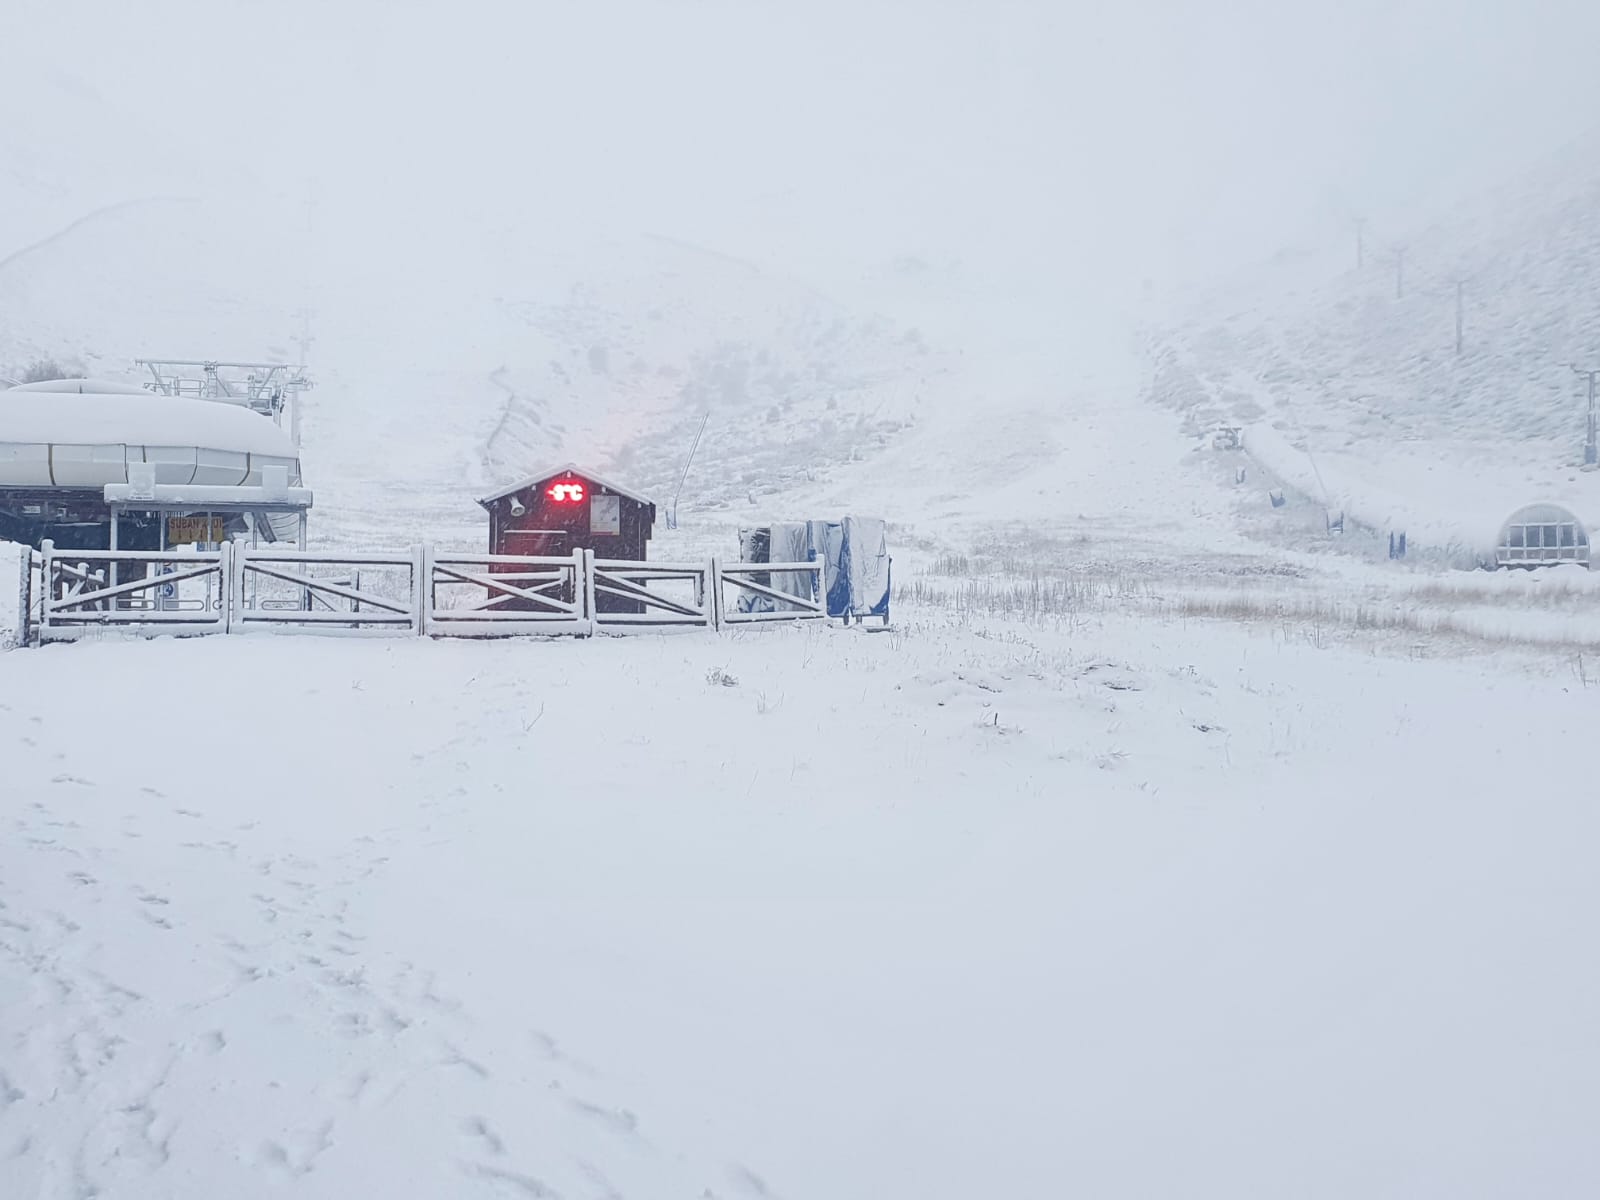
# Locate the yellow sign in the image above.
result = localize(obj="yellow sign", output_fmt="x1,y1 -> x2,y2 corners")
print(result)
167,516 -> 227,545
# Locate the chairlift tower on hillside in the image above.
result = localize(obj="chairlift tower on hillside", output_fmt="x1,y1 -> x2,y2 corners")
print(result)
135,358 -> 313,448
1568,365 -> 1600,469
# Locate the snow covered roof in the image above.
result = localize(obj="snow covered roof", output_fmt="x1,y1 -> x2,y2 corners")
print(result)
478,463 -> 655,508
1501,502 -> 1587,527
8,378 -> 150,395
0,392 -> 296,458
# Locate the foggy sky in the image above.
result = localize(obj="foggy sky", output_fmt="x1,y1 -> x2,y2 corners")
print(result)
10,0 -> 1600,311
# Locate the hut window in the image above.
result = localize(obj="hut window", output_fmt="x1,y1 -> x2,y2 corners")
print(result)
1562,525 -> 1577,548
1508,526 -> 1525,548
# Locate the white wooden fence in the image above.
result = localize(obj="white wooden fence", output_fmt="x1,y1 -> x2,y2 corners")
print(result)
25,541 -> 825,643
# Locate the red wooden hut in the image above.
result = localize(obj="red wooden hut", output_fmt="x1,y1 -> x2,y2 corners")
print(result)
478,464 -> 657,613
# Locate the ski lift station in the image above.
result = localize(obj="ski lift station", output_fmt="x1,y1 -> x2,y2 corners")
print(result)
0,375 -> 311,553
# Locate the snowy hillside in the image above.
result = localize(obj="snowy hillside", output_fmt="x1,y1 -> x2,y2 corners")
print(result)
483,237 -> 939,504
0,56 -> 1228,572
0,207 -> 955,555
1144,128 -> 1600,557
0,69 -> 199,258
0,63 -> 965,556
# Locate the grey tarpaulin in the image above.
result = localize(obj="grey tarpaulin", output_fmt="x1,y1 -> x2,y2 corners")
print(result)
841,516 -> 890,620
768,522 -> 811,608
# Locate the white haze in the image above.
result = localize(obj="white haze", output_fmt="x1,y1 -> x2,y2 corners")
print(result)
10,0 -> 1600,356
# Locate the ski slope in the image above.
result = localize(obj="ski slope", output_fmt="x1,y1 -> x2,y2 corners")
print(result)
1145,128 -> 1600,559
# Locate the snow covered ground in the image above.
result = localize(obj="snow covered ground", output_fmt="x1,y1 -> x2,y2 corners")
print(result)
4,604 -> 1597,1200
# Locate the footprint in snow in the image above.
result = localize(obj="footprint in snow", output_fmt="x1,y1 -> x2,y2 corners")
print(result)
459,1161 -> 559,1198
438,1041 -> 491,1078
254,1123 -> 333,1177
460,1116 -> 506,1156
341,1070 -> 373,1104
728,1163 -> 778,1198
569,1097 -> 639,1138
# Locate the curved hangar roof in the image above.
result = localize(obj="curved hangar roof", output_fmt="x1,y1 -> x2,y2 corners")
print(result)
0,387 -> 299,490
1499,502 -> 1588,532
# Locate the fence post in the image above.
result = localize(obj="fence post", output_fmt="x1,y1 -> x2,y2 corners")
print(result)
231,541 -> 249,633
707,553 -> 720,630
8,548 -> 23,648
581,548 -> 597,636
710,555 -> 725,632
414,544 -> 431,637
13,545 -> 30,648
218,542 -> 234,633
37,539 -> 54,641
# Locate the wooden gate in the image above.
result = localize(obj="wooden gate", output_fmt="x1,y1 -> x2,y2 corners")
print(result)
231,548 -> 424,634
588,553 -> 715,630
713,560 -> 826,625
425,550 -> 589,636
38,543 -> 229,641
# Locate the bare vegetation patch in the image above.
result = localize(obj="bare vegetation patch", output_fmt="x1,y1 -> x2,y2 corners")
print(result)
904,527 -> 1600,654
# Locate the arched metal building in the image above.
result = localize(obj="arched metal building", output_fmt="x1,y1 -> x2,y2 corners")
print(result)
1494,503 -> 1591,568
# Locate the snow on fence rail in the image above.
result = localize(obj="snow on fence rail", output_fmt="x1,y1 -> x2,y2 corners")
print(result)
715,560 -> 826,624
232,547 -> 424,636
425,550 -> 589,637
588,552 -> 719,630
39,544 -> 229,640
24,541 -> 829,643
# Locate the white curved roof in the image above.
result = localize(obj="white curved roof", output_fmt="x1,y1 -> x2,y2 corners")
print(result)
0,392 -> 299,490
0,392 -> 296,457
1500,502 -> 1587,530
9,378 -> 151,395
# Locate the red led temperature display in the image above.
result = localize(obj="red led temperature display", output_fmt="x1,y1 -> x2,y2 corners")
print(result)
547,482 -> 586,503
